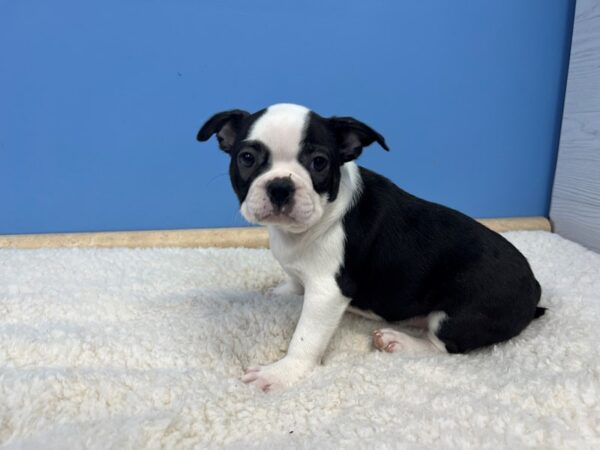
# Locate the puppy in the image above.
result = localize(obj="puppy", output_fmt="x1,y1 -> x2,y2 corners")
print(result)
197,103 -> 544,392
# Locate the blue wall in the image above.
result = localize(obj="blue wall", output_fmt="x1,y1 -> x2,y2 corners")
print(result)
0,0 -> 574,234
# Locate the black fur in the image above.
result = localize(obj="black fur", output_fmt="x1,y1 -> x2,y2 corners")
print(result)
297,112 -> 390,202
298,112 -> 344,201
197,109 -> 270,202
199,105 -> 544,354
336,167 -> 543,353
196,109 -> 250,153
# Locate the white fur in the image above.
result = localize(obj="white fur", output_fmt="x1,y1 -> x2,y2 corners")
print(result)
240,104 -> 325,233
346,306 -> 385,321
427,311 -> 449,352
373,328 -> 437,353
267,277 -> 304,297
247,103 -> 309,160
372,311 -> 449,354
242,162 -> 363,390
238,103 -> 367,390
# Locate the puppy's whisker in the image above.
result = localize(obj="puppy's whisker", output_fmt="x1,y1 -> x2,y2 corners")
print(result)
205,172 -> 229,187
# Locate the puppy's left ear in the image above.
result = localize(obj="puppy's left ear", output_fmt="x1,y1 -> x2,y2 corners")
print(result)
329,116 -> 389,162
197,109 -> 250,153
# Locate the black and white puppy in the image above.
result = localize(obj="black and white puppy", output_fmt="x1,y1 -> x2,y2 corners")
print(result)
197,103 -> 544,392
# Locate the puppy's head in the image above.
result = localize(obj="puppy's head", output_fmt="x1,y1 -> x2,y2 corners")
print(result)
197,103 -> 388,233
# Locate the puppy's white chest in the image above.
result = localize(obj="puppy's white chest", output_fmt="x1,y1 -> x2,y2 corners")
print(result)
268,229 -> 311,280
265,162 -> 360,284
268,223 -> 346,284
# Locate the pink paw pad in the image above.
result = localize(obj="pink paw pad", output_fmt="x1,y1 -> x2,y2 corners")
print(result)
373,329 -> 400,353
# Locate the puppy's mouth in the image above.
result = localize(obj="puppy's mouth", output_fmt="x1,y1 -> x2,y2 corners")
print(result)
253,206 -> 313,233
240,183 -> 318,232
255,208 -> 297,224
258,213 -> 311,234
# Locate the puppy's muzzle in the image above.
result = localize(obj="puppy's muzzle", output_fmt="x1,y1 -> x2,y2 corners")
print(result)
266,177 -> 295,211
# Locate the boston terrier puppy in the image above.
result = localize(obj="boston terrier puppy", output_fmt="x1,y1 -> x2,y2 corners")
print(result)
197,103 -> 544,392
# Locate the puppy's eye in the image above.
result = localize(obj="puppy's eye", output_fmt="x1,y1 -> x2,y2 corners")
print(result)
311,156 -> 329,172
239,151 -> 255,168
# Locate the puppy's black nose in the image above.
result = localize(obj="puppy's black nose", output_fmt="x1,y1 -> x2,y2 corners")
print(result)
266,177 -> 295,209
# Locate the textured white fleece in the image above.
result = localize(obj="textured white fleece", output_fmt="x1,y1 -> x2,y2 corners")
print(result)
1,231 -> 599,448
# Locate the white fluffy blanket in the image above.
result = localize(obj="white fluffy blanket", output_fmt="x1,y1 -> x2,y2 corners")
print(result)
1,231 -> 599,448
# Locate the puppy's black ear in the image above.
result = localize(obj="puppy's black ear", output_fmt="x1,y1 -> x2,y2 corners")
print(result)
329,116 -> 389,162
197,109 -> 250,153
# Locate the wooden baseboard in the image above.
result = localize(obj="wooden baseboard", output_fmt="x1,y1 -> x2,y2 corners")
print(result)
476,217 -> 551,233
0,227 -> 270,249
0,217 -> 551,249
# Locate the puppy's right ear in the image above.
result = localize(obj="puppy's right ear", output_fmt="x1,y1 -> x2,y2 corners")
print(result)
197,109 -> 250,153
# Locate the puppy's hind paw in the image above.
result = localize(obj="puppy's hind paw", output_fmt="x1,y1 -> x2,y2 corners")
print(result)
373,329 -> 401,353
373,328 -> 437,354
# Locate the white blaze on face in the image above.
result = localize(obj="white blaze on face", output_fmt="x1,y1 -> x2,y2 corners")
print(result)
240,103 -> 327,233
247,103 -> 308,159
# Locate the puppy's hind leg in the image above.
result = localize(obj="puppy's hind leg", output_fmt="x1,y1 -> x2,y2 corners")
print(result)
372,311 -> 449,354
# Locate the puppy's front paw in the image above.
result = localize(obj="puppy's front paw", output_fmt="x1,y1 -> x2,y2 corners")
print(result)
266,279 -> 304,298
240,357 -> 310,392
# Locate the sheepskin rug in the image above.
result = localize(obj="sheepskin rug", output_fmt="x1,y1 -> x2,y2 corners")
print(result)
1,230 -> 599,448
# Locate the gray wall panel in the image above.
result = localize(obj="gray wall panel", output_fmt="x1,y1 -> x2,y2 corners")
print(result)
551,0 -> 600,252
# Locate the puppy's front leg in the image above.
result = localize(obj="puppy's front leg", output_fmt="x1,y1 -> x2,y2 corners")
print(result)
242,278 -> 349,392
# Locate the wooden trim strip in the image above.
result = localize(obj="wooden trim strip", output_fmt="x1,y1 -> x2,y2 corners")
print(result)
476,217 -> 551,233
0,217 -> 550,249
